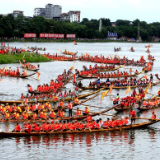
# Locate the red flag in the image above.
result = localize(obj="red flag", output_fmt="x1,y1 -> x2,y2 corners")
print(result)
109,85 -> 113,94
37,72 -> 40,79
73,73 -> 76,83
144,75 -> 147,79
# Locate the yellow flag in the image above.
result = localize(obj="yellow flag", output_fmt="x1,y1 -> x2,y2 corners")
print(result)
144,82 -> 151,95
70,62 -> 75,71
125,86 -> 131,94
100,90 -> 109,102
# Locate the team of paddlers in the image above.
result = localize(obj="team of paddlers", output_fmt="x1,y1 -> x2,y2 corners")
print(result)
0,67 -> 26,76
78,69 -> 139,78
43,53 -> 76,61
88,77 -> 152,87
21,89 -> 78,102
28,68 -> 72,93
21,62 -> 39,70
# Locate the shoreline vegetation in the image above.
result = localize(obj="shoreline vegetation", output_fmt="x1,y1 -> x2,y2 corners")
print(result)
0,52 -> 52,64
1,39 -> 159,43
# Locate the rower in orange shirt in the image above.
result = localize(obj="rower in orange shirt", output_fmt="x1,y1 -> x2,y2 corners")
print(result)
75,108 -> 81,117
84,106 -> 89,115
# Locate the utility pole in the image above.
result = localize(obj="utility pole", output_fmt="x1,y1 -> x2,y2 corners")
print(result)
137,19 -> 142,42
99,18 -> 102,31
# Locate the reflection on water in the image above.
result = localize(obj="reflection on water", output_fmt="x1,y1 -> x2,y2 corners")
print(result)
0,129 -> 160,160
0,42 -> 160,159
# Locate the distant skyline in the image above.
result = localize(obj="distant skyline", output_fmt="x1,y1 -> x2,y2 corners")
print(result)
1,0 -> 160,23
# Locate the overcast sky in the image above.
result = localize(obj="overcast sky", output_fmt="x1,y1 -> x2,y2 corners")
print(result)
1,0 -> 160,23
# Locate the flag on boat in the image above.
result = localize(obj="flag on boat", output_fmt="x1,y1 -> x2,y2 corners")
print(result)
144,75 -> 147,80
70,62 -> 75,71
37,72 -> 40,80
125,86 -> 131,94
109,85 -> 113,94
144,82 -> 151,96
100,90 -> 109,102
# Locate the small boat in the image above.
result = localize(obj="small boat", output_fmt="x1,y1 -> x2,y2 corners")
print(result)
78,81 -> 160,90
97,65 -> 124,72
61,50 -> 77,56
137,105 -> 159,111
2,72 -> 36,78
114,104 -> 134,112
78,70 -> 143,79
0,120 -> 159,137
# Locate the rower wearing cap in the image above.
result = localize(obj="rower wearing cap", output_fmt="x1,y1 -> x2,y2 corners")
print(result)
5,111 -> 10,120
74,96 -> 79,104
84,106 -> 89,115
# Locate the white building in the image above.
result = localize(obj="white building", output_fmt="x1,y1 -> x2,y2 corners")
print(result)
61,11 -> 80,23
70,13 -> 78,23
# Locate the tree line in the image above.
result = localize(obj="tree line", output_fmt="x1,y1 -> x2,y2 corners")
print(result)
0,14 -> 160,41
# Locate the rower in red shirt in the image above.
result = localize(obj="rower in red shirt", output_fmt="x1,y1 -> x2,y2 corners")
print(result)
129,108 -> 136,125
13,123 -> 21,132
35,124 -> 41,132
152,111 -> 156,119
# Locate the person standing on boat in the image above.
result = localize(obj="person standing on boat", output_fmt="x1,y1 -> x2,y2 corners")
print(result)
129,108 -> 136,125
150,74 -> 153,83
68,101 -> 73,117
116,93 -> 120,104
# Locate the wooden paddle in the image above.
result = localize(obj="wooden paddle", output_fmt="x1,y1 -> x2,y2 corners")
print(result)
80,104 -> 103,109
73,104 -> 119,115
30,76 -> 39,81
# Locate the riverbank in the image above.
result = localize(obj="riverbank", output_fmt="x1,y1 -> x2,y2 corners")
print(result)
0,39 -> 132,43
1,39 -> 158,43
0,52 -> 51,64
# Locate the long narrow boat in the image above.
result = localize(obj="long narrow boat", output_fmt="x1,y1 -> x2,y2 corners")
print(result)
19,60 -> 39,72
78,81 -> 160,90
0,87 -> 104,105
137,105 -> 159,111
114,103 -> 134,112
61,51 -> 77,56
1,120 -> 159,137
21,66 -> 39,72
2,72 -> 36,78
97,65 -> 124,72
78,70 -> 143,79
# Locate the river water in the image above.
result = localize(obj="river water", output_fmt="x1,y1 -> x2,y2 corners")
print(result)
0,42 -> 160,160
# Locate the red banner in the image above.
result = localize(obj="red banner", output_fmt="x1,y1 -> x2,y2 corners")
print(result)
24,33 -> 37,38
39,33 -> 64,38
66,34 -> 76,38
